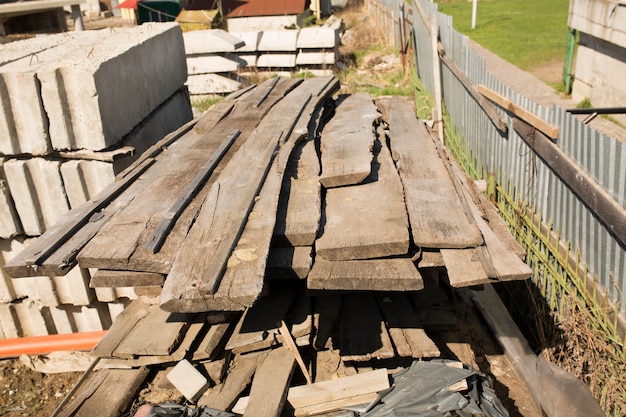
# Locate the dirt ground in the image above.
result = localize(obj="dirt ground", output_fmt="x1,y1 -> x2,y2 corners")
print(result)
0,7 -> 547,417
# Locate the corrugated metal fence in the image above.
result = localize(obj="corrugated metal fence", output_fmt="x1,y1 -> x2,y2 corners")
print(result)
365,0 -> 625,335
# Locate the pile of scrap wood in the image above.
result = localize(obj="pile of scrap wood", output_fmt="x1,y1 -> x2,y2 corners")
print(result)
4,76 -> 532,416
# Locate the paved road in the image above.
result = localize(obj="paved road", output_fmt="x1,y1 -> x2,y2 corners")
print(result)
469,39 -> 626,142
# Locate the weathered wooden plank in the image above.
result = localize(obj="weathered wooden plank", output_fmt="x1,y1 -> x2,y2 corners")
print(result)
233,368 -> 390,415
316,136 -> 410,260
197,353 -> 266,411
160,78 -> 336,313
478,84 -> 559,139
319,93 -> 380,188
144,128 -> 241,253
90,269 -> 165,288
192,316 -> 237,361
101,320 -> 205,367
209,149 -> 300,311
91,299 -> 196,358
376,293 -> 440,358
223,284 -> 312,354
57,367 -> 150,417
274,139 -> 321,246
441,248 -> 491,287
267,246 -> 312,279
92,300 -> 151,358
461,189 -> 532,281
339,293 -> 395,361
307,257 -> 423,291
514,118 -> 626,248
225,284 -> 295,354
381,96 -> 483,249
243,346 -> 296,417
78,78 -> 300,275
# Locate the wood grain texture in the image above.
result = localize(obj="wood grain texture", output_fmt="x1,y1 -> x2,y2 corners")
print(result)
77,78 -> 299,275
90,269 -> 164,288
316,137 -> 410,260
441,248 -> 491,287
376,293 -> 440,358
307,257 -> 423,291
478,84 -> 559,138
233,368 -> 390,415
381,96 -> 483,249
319,93 -> 380,188
243,347 -> 296,417
514,118 -> 626,248
160,78 -> 335,313
57,367 -> 149,417
198,352 -> 266,411
274,139 -> 321,246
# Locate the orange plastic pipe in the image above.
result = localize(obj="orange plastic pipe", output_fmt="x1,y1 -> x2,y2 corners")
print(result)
0,330 -> 107,358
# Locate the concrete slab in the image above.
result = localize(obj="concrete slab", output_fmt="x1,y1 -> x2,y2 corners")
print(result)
296,48 -> 339,66
3,158 -> 70,236
0,70 -> 51,156
256,53 -> 297,68
51,267 -> 94,306
48,305 -> 75,334
106,87 -> 192,175
39,23 -> 187,152
0,302 -> 20,338
0,161 -> 22,239
258,29 -> 299,51
236,53 -> 258,68
229,31 -> 263,52
186,73 -> 245,95
0,30 -> 104,156
297,27 -> 339,48
13,299 -> 51,337
186,53 -> 246,74
183,29 -> 245,54
107,300 -> 127,322
0,179 -> 21,239
0,237 -> 37,302
60,160 -> 115,209
0,32 -> 73,66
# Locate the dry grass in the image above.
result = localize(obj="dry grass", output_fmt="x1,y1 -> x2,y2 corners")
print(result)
544,298 -> 626,416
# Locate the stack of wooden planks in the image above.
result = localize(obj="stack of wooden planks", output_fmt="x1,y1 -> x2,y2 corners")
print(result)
4,77 -> 531,311
4,78 -> 535,416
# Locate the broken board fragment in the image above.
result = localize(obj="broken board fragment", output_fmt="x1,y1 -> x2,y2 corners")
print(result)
319,93 -> 380,188
307,257 -> 423,291
316,137 -> 410,261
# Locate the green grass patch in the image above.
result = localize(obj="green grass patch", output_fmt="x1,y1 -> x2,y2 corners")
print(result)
191,96 -> 223,113
436,0 -> 569,71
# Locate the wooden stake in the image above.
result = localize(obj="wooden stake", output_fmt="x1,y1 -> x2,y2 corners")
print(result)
279,320 -> 312,384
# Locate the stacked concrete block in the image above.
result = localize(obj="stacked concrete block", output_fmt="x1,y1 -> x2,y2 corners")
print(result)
0,23 -> 193,340
256,30 -> 299,68
229,31 -> 263,67
0,160 -> 21,239
296,26 -> 340,67
3,158 -> 69,236
183,29 -> 248,95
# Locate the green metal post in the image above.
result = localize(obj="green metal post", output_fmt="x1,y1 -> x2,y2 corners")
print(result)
563,27 -> 577,95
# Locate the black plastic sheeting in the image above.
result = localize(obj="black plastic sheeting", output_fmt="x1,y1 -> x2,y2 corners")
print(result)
362,360 -> 510,417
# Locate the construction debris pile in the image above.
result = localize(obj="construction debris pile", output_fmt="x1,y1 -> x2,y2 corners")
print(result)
5,76 -> 532,416
0,23 -> 193,338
